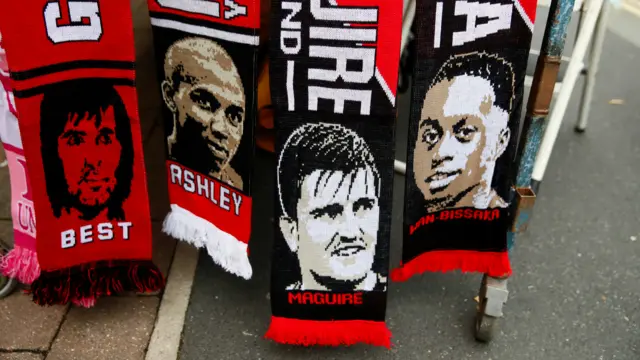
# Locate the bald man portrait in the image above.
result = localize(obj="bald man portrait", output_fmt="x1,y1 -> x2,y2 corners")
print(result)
413,52 -> 514,213
162,37 -> 245,190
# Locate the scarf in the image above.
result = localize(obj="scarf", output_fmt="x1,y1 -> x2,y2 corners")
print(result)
146,0 -> 260,279
0,0 -> 164,306
265,0 -> 402,347
392,0 -> 537,281
0,32 -> 40,285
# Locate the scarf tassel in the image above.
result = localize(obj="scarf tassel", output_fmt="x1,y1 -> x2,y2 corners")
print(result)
28,260 -> 165,307
0,245 -> 41,284
265,317 -> 392,348
391,250 -> 512,282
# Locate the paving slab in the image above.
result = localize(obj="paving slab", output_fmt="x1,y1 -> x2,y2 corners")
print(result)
152,222 -> 177,278
0,293 -> 68,351
46,296 -> 159,360
0,219 -> 13,249
178,14 -> 640,360
0,353 -> 44,360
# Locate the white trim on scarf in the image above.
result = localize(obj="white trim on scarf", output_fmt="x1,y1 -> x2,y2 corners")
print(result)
150,18 -> 260,45
375,68 -> 395,105
163,204 -> 253,279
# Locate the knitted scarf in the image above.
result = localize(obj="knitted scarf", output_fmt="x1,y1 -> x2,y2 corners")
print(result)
0,0 -> 164,306
147,0 -> 260,279
0,32 -> 40,285
266,0 -> 402,347
392,0 -> 537,280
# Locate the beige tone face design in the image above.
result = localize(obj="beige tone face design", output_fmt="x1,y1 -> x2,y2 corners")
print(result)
279,168 -> 379,290
162,38 -> 245,181
414,75 -> 510,211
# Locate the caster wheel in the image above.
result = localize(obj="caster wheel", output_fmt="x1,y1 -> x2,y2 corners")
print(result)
475,312 -> 497,342
0,275 -> 18,299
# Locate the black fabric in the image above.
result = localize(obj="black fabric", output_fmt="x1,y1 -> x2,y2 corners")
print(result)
269,0 -> 401,324
400,0 -> 536,269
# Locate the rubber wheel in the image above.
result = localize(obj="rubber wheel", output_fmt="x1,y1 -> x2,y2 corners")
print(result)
474,294 -> 498,343
0,276 -> 17,299
475,312 -> 497,342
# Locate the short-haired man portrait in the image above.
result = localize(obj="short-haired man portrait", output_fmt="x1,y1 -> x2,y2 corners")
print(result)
413,52 -> 515,213
277,123 -> 386,291
162,37 -> 245,190
40,80 -> 134,221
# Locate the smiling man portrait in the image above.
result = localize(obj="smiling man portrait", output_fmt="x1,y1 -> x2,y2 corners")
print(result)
413,52 -> 515,213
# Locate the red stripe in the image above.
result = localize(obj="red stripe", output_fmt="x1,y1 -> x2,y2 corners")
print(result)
265,316 -> 392,348
391,250 -> 512,281
2,142 -> 23,155
147,0 -> 260,29
11,68 -> 134,94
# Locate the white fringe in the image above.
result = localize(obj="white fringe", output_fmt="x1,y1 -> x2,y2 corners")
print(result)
162,204 -> 252,279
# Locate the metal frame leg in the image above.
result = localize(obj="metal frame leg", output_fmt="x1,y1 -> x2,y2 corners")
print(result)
475,275 -> 509,342
530,0 -> 605,185
575,0 -> 610,132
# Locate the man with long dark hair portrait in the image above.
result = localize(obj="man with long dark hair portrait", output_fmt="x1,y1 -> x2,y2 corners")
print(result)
413,52 -> 514,213
40,79 -> 134,221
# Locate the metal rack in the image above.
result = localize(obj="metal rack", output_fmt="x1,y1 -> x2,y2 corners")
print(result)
394,0 -> 609,342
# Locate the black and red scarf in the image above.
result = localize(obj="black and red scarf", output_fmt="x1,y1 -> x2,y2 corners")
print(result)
0,0 -> 164,306
392,0 -> 538,280
266,0 -> 402,347
146,0 -> 260,279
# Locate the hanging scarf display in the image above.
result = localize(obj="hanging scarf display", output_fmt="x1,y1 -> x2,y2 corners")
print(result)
147,0 -> 260,279
0,31 -> 40,285
0,0 -> 164,306
392,0 -> 537,281
266,0 -> 402,347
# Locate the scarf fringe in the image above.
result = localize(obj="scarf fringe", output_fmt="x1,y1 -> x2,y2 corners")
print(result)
71,296 -> 98,308
391,250 -> 512,282
0,245 -> 41,284
28,260 -> 165,307
163,204 -> 252,279
265,316 -> 392,348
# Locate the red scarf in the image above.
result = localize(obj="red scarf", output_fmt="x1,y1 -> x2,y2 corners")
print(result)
0,0 -> 164,306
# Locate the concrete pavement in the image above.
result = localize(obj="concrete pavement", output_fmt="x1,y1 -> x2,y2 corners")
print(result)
177,5 -> 640,360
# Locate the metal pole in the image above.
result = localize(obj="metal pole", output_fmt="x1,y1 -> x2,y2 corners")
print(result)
509,0 -> 576,239
575,0 -> 610,132
530,0 -> 604,183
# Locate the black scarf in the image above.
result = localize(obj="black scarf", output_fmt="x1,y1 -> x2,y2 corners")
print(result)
393,0 -> 537,281
265,0 -> 403,347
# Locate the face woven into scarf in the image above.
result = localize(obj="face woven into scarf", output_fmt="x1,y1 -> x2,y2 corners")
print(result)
266,0 -> 402,347
0,0 -> 164,306
392,0 -> 538,281
147,0 -> 260,279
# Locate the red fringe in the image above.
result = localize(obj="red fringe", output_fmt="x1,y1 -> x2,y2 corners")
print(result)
391,250 -> 511,282
72,296 -> 98,308
0,245 -> 41,284
265,316 -> 391,348
28,260 -> 165,306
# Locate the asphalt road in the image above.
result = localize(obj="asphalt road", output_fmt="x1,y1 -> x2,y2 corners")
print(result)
178,8 -> 640,360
